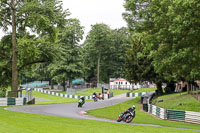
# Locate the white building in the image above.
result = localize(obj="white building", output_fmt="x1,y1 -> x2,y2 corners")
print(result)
109,78 -> 133,90
109,78 -> 155,90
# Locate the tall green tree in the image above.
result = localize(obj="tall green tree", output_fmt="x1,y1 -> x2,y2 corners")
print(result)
0,0 -> 68,95
108,27 -> 130,78
84,23 -> 112,84
123,0 -> 200,93
83,27 -> 131,84
124,33 -> 164,95
48,18 -> 84,90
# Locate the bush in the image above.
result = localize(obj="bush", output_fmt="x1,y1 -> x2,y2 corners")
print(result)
0,87 -> 6,97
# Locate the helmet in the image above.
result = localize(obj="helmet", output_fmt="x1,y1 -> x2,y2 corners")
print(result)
132,105 -> 136,109
81,96 -> 85,100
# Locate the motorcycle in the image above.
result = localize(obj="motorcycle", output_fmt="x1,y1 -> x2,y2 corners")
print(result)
78,97 -> 85,107
117,109 -> 135,123
92,94 -> 98,102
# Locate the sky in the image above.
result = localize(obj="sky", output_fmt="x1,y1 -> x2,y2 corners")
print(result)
0,0 -> 127,41
63,0 -> 127,37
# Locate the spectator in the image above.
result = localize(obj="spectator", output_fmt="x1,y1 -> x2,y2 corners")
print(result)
107,90 -> 110,98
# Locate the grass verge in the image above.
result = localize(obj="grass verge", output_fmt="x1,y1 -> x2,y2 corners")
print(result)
87,97 -> 200,130
153,92 -> 200,112
132,88 -> 156,93
32,91 -> 78,105
0,107 -> 199,133
53,88 -> 130,96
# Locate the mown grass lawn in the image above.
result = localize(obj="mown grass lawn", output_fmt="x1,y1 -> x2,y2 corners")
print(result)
32,91 -> 78,105
153,92 -> 200,112
132,88 -> 156,93
53,88 -> 130,96
87,97 -> 200,130
0,107 -> 199,133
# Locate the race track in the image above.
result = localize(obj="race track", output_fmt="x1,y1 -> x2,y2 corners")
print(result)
6,94 -> 200,131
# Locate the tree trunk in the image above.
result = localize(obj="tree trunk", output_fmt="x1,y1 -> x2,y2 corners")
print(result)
62,78 -> 66,91
187,82 -> 191,94
69,79 -> 72,88
156,82 -> 163,96
97,54 -> 101,84
51,79 -> 54,89
11,0 -> 18,96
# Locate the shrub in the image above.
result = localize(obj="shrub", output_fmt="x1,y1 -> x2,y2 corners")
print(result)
0,87 -> 6,97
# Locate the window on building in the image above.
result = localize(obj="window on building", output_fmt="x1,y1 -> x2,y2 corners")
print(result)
121,82 -> 123,85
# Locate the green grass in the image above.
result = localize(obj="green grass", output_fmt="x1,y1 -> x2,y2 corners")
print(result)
75,88 -> 101,96
132,88 -> 156,93
0,107 -> 199,133
75,88 -> 130,96
87,97 -> 200,130
153,92 -> 200,112
53,88 -> 130,96
32,91 -> 78,105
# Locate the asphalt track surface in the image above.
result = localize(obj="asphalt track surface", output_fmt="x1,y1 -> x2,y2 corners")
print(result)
6,94 -> 200,132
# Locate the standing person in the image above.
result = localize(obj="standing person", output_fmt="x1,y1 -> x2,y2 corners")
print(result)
57,83 -> 61,90
107,90 -> 110,98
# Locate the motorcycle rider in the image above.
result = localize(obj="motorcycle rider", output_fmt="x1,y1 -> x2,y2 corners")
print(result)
80,96 -> 85,104
78,96 -> 85,107
123,105 -> 136,116
117,105 -> 136,123
92,92 -> 97,102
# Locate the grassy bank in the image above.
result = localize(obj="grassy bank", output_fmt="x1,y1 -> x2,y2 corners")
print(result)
153,92 -> 200,112
33,91 -> 78,105
87,98 -> 200,130
132,88 -> 156,93
0,107 -> 199,133
52,88 -> 130,96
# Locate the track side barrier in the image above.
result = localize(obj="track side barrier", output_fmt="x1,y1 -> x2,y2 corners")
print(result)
148,104 -> 200,124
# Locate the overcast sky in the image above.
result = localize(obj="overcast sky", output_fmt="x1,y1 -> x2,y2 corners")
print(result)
0,0 -> 127,41
63,0 -> 127,36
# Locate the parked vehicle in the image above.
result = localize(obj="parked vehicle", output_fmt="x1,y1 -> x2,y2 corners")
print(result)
117,105 -> 136,123
78,97 -> 85,107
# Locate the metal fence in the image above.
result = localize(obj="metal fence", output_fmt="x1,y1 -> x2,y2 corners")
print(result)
126,92 -> 147,97
148,104 -> 200,124
148,104 -> 167,120
0,97 -> 26,106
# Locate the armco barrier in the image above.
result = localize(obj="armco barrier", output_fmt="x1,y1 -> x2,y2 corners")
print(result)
167,109 -> 185,122
0,97 -> 26,106
148,104 -> 167,120
126,92 -> 147,97
34,88 -> 93,99
34,88 -> 114,99
148,104 -> 200,124
185,111 -> 200,124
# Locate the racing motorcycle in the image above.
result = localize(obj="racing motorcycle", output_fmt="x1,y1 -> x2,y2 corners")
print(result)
117,106 -> 135,123
78,97 -> 85,107
92,94 -> 98,102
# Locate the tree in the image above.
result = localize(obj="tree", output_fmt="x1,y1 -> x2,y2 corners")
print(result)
48,18 -> 84,90
0,0 -> 68,96
123,0 -> 200,93
123,33 -> 164,95
107,27 -> 130,78
83,27 -> 131,84
83,23 -> 112,84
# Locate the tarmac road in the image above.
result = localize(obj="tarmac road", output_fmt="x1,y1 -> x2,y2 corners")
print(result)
6,94 -> 132,120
